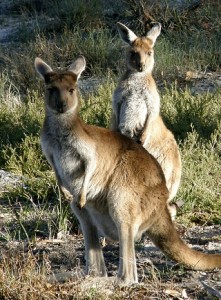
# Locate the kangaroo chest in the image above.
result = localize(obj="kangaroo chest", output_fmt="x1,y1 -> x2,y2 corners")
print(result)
41,127 -> 85,194
115,77 -> 157,139
120,82 -> 151,122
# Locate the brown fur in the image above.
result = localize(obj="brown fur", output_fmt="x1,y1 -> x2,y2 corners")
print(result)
112,23 -> 182,218
35,56 -> 221,284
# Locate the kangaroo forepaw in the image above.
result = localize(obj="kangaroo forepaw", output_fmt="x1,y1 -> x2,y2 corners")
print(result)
168,203 -> 177,221
60,186 -> 73,202
77,191 -> 87,209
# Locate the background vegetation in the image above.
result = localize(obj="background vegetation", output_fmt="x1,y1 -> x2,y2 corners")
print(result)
0,0 -> 220,298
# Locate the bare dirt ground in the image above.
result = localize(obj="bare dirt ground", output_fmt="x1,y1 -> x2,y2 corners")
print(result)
0,223 -> 220,299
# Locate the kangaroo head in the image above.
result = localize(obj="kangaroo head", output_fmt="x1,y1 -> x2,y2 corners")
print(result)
34,56 -> 86,114
117,22 -> 161,73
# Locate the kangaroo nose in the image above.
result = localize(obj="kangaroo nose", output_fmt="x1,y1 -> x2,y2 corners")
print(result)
56,101 -> 67,113
138,63 -> 145,72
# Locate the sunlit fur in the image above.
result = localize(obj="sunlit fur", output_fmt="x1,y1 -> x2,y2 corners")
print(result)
112,22 -> 182,218
35,57 -> 221,285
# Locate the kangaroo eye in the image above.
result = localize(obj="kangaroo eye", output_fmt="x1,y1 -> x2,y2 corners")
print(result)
69,88 -> 75,94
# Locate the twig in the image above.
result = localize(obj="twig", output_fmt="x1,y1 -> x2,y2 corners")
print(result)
200,280 -> 221,299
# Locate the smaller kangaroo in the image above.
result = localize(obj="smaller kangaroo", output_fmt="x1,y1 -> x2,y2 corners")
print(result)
35,57 -> 221,285
112,22 -> 182,218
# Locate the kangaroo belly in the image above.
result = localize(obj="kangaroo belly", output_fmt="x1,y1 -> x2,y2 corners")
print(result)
119,95 -> 147,139
120,96 -> 147,126
118,82 -> 159,140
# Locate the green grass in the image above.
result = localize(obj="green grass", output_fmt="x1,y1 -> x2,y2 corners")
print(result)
159,86 -> 221,224
178,128 -> 221,224
161,85 -> 221,140
0,27 -> 121,94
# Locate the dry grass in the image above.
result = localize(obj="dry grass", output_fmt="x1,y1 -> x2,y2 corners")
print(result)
0,247 -> 190,300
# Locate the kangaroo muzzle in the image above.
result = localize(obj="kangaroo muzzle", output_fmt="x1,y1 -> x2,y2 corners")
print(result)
56,99 -> 67,113
138,62 -> 145,72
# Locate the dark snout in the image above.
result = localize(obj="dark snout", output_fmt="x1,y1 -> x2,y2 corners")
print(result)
56,99 -> 68,113
138,62 -> 145,72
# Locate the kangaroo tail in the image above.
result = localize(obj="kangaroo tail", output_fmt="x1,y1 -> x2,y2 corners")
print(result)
147,212 -> 221,270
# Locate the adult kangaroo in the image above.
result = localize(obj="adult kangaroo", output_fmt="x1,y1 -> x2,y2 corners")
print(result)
35,56 -> 221,284
112,22 -> 182,218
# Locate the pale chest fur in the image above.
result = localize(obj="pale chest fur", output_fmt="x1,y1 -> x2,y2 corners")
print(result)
41,120 -> 85,197
113,74 -> 160,140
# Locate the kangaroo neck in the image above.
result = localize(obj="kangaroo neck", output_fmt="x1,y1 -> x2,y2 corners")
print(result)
45,108 -> 87,141
124,68 -> 152,80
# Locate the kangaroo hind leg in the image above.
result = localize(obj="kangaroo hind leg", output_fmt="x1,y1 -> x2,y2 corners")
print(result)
71,202 -> 107,277
117,223 -> 138,284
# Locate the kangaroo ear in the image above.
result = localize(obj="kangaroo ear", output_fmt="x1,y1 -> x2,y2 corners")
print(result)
68,56 -> 86,79
117,22 -> 137,45
34,57 -> 53,80
146,23 -> 161,46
